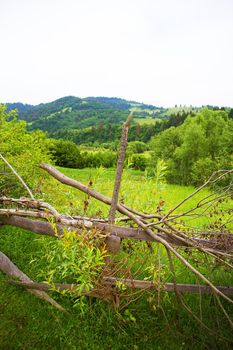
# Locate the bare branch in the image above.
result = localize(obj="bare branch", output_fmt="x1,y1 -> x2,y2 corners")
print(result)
40,163 -> 159,219
0,154 -> 35,200
2,213 -> 232,253
11,278 -> 233,296
0,251 -> 65,311
109,112 -> 132,224
161,170 -> 233,221
1,164 -> 233,310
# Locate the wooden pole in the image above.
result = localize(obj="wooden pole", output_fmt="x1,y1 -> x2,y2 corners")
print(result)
106,113 -> 132,253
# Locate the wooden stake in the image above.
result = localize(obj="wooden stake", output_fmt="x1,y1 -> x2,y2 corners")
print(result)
107,112 -> 132,253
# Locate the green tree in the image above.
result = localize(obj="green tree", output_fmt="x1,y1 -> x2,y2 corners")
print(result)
149,109 -> 233,185
49,139 -> 84,168
229,108 -> 233,119
0,104 -> 51,196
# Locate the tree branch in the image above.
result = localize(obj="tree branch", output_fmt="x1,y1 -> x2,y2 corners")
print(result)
0,251 -> 65,311
10,277 -> 233,296
0,154 -> 35,200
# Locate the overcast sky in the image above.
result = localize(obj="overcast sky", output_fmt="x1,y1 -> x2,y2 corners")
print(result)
0,0 -> 233,107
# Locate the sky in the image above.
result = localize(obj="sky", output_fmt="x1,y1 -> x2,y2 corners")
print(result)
0,0 -> 233,107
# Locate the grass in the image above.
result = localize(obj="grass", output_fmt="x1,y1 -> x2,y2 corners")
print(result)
0,167 -> 233,349
42,167 -> 221,229
159,106 -> 195,118
42,167 -> 207,214
133,117 -> 160,125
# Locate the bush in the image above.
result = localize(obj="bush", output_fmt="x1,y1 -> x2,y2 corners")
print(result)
81,150 -> 116,168
128,154 -> 148,171
127,141 -> 148,155
49,139 -> 84,168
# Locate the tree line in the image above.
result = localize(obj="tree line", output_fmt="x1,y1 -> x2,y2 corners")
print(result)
1,104 -> 232,197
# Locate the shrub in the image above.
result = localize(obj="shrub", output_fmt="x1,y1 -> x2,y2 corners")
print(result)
49,139 -> 84,168
128,154 -> 148,171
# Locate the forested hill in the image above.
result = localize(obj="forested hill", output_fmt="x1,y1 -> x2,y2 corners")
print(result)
5,96 -> 168,144
6,97 -> 231,146
6,96 -> 164,124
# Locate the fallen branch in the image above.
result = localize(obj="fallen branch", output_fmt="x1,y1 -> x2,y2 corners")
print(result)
10,277 -> 233,296
1,150 -> 232,323
0,196 -> 60,216
1,214 -> 232,251
0,251 -> 65,311
2,200 -> 232,306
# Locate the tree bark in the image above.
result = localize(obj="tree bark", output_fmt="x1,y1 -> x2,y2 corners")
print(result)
1,215 -> 232,252
10,277 -> 233,296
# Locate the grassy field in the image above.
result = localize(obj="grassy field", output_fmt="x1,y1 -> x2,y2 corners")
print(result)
159,106 -> 195,118
0,167 -> 233,349
42,167 -> 209,217
133,117 -> 160,125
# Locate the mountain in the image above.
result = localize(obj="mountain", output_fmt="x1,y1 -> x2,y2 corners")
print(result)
5,102 -> 34,114
6,96 -> 164,123
4,96 -> 167,144
85,96 -> 159,111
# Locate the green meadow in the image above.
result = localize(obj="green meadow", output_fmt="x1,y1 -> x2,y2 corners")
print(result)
133,117 -> 160,125
43,167 -> 210,215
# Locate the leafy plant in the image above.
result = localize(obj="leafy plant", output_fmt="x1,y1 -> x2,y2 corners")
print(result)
37,223 -> 108,310
154,159 -> 167,193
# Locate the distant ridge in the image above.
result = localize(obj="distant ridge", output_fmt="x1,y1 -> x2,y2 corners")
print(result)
3,96 -> 201,144
5,96 -> 161,117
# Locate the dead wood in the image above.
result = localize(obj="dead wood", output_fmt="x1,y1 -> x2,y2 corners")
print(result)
0,154 -> 35,199
1,213 -> 232,252
0,251 -> 65,311
109,112 -> 132,224
107,112 -> 132,252
10,277 -> 233,296
1,134 -> 233,323
38,164 -> 233,305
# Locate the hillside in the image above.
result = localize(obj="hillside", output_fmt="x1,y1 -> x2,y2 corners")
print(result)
5,96 -> 167,144
6,96 -> 164,124
8,97 -> 229,146
6,97 -> 230,146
